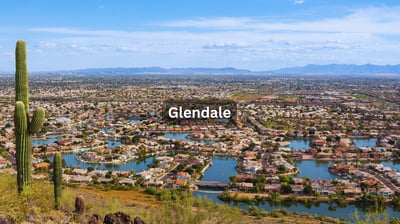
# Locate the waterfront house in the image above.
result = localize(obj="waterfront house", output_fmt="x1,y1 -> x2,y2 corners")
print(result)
72,168 -> 88,176
237,182 -> 254,191
377,188 -> 394,199
71,175 -> 92,183
266,176 -> 280,184
311,179 -> 335,195
235,174 -> 254,182
88,170 -> 108,177
291,185 -> 304,194
119,178 -> 136,185
111,171 -> 130,177
314,187 -> 335,196
343,188 -> 363,197
292,178 -> 304,185
97,177 -> 113,184
242,159 -> 262,174
264,184 -> 281,193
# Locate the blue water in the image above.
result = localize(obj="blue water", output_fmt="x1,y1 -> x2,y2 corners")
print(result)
201,157 -> 238,182
193,191 -> 400,221
49,153 -> 154,172
379,161 -> 400,172
294,160 -> 341,180
32,137 -> 58,146
285,140 -> 310,150
353,138 -> 377,148
193,159 -> 399,221
162,133 -> 215,144
107,140 -> 122,148
194,157 -> 377,222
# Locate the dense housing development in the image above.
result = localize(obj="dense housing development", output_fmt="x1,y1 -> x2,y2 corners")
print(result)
0,74 -> 399,222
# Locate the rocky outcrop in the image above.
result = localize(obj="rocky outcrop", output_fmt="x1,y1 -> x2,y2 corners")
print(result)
88,214 -> 102,224
133,217 -> 145,224
104,212 -> 133,224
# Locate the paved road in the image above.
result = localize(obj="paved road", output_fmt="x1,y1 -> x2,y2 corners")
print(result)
361,169 -> 399,193
159,164 -> 179,182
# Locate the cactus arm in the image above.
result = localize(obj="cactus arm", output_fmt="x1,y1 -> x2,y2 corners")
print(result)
53,153 -> 62,210
29,107 -> 45,134
14,101 -> 28,134
15,40 -> 29,112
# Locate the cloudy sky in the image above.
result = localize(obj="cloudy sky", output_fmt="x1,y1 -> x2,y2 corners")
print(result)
1,0 -> 400,71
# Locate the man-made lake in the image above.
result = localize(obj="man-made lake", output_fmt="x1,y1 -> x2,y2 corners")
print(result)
32,137 -> 58,147
294,160 -> 341,180
200,158 -> 338,183
49,153 -> 154,172
194,157 -> 400,221
193,191 -> 400,221
379,161 -> 400,172
285,139 -> 311,150
162,133 -> 215,144
353,138 -> 377,148
286,138 -> 377,150
201,157 -> 237,182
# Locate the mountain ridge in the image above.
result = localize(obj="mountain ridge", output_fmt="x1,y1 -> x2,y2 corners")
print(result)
1,64 -> 400,75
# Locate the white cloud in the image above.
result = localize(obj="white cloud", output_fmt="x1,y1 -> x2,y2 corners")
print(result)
294,0 -> 304,5
36,41 -> 57,48
116,46 -> 137,52
204,42 -> 248,49
158,7 -> 400,35
160,17 -> 252,29
69,44 -> 96,54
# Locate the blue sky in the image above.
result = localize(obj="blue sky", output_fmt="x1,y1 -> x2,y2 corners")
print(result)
1,0 -> 400,71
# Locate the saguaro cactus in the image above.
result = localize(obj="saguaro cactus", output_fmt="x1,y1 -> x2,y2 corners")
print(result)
14,40 -> 46,193
53,153 -> 62,210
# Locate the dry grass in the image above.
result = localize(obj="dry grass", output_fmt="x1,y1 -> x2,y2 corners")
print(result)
0,172 -> 351,224
228,92 -> 264,102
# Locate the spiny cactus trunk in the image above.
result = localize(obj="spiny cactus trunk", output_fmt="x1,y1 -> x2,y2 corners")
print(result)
15,40 -> 29,111
14,40 -> 45,193
16,134 -> 32,192
53,153 -> 62,210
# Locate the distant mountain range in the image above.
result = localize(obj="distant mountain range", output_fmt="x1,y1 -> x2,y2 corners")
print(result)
41,67 -> 254,75
271,64 -> 400,75
8,64 -> 400,75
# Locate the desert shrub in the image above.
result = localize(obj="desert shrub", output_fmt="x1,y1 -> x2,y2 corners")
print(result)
0,173 -> 67,223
